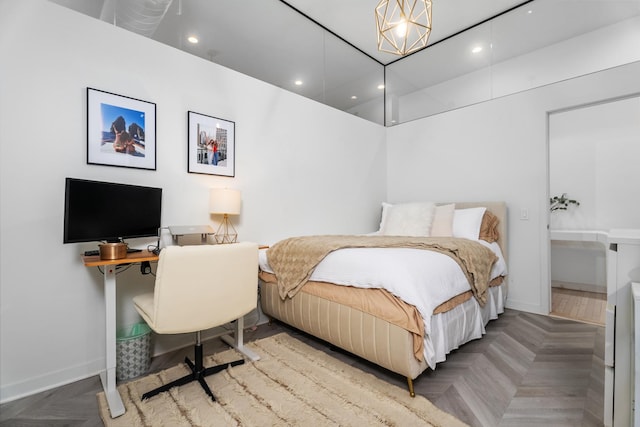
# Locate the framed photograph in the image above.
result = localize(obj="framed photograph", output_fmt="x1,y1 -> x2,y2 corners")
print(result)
87,87 -> 156,170
188,111 -> 235,177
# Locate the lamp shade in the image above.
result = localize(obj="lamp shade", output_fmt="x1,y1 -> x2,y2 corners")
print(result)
209,188 -> 241,215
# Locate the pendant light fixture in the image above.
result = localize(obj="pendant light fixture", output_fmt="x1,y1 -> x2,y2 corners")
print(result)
375,0 -> 432,56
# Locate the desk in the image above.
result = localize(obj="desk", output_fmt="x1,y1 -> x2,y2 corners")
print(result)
549,229 -> 609,246
82,251 -> 158,418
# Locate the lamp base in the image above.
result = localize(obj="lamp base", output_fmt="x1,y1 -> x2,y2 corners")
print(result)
214,215 -> 238,244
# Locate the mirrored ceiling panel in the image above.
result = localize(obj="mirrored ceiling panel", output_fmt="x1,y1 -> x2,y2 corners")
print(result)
50,0 -> 640,127
50,0 -> 385,125
384,0 -> 640,125
385,23 -> 494,124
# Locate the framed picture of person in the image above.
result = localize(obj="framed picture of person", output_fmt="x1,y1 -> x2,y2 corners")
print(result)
187,111 -> 235,177
87,87 -> 156,170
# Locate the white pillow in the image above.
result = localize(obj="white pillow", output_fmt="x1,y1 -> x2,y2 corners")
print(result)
430,203 -> 455,237
381,202 -> 436,236
452,207 -> 486,240
377,202 -> 392,233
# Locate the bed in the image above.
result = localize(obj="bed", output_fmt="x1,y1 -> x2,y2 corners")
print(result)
258,202 -> 508,396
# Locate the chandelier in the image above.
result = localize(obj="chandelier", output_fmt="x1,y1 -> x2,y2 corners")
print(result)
375,0 -> 432,56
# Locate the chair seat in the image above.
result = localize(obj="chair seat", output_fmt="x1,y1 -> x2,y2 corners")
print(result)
133,293 -> 154,327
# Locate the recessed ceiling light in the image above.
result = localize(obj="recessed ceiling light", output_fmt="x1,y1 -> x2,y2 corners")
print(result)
527,10 -> 533,14
377,84 -> 385,90
471,46 -> 483,54
187,36 -> 199,44
351,95 -> 358,100
294,80 -> 303,86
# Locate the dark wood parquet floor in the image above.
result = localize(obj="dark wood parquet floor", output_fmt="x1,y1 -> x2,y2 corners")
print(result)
0,308 -> 604,427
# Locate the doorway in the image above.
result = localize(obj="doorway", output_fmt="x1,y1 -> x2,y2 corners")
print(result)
547,95 -> 640,325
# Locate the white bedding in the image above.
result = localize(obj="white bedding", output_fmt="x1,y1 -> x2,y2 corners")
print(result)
259,239 -> 507,369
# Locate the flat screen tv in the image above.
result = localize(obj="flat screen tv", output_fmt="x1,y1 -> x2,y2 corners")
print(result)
63,178 -> 162,244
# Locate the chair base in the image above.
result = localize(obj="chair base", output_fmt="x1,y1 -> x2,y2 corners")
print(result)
141,340 -> 244,401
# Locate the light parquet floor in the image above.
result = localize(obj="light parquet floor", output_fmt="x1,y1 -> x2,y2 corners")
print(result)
550,287 -> 606,326
0,308 -> 604,427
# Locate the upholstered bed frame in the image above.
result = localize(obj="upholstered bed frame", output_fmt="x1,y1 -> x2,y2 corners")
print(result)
259,202 -> 507,396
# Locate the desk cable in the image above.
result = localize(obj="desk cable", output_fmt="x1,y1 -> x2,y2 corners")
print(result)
149,226 -> 170,255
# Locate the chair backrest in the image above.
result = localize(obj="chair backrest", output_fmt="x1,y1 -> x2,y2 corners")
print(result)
150,242 -> 259,334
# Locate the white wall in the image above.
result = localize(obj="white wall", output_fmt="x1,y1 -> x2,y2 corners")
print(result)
0,1 -> 386,402
386,61 -> 640,314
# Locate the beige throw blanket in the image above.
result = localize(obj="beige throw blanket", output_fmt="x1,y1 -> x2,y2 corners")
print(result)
267,235 -> 497,306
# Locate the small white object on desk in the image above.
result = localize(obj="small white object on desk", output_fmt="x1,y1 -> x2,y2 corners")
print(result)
168,225 -> 215,245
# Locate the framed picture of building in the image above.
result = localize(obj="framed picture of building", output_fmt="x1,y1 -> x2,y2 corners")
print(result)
187,111 -> 235,177
87,87 -> 156,170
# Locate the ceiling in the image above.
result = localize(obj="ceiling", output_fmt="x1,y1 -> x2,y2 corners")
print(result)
275,0 -> 530,64
49,0 -> 640,122
49,0 -> 530,64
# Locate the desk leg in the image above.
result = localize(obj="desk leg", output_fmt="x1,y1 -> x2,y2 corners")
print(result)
100,265 -> 125,418
221,316 -> 260,362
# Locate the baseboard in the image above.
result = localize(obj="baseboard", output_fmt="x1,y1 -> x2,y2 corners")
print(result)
0,357 -> 105,405
505,299 -> 547,315
552,280 -> 606,294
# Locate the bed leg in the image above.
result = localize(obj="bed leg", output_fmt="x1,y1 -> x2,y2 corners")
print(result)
406,377 -> 415,397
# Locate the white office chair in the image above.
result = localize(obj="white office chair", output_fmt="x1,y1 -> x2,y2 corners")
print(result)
132,242 -> 259,401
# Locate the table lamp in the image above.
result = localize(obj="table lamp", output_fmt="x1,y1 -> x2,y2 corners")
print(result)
209,188 -> 241,244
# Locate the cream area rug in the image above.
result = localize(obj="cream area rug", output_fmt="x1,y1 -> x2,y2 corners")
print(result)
98,332 -> 467,426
